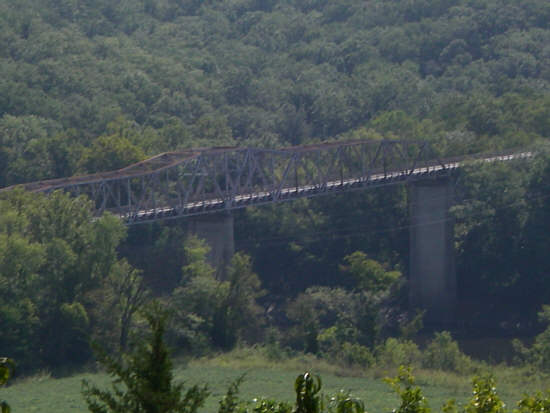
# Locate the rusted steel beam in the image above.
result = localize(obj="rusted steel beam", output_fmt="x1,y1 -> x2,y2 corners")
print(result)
0,140 -> 531,224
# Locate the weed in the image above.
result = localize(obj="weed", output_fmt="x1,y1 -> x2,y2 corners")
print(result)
516,390 -> 550,413
385,366 -> 430,413
294,373 -> 323,413
218,375 -> 245,413
464,375 -> 505,413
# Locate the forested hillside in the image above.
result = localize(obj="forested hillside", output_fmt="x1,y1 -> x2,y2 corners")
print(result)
2,0 -> 550,373
1,0 -> 550,186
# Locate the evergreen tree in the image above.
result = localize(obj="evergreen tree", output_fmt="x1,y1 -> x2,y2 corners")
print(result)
82,302 -> 209,413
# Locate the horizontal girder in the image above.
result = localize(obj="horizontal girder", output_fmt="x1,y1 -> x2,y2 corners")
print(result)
0,140 -> 532,224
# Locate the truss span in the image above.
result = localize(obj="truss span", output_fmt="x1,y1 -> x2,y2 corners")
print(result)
0,140 -> 532,224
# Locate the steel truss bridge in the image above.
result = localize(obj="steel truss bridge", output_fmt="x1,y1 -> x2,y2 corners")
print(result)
1,140 -> 531,224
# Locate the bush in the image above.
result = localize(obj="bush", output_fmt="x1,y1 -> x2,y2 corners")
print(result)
336,343 -> 375,369
170,238 -> 264,352
464,375 -> 505,413
326,390 -> 365,413
218,375 -> 245,413
316,324 -> 374,369
82,302 -> 209,413
513,305 -> 550,372
285,287 -> 360,354
243,399 -> 293,413
385,366 -> 430,413
263,328 -> 293,362
422,331 -> 473,374
317,326 -> 340,355
375,338 -> 421,368
517,390 -> 550,413
222,373 -> 367,413
294,373 -> 323,413
1,358 -> 14,413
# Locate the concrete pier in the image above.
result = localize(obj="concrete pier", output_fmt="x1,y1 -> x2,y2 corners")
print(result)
409,178 -> 456,325
188,213 -> 234,278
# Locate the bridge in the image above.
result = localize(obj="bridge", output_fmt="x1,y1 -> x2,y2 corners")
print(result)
1,139 -> 532,325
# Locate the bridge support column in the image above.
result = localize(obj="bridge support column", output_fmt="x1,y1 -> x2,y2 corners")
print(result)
409,178 -> 456,325
188,213 -> 234,278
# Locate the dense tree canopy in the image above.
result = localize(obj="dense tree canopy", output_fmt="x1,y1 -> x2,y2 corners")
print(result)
0,0 -> 549,186
0,189 -> 128,370
1,0 -> 550,372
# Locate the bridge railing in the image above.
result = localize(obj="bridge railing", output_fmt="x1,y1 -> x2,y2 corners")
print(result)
70,140 -> 444,220
0,139 -> 455,221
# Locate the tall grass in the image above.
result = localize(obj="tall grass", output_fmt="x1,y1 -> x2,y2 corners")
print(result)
3,346 -> 549,412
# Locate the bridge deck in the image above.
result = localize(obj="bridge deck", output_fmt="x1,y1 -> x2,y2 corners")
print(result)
0,139 -> 532,224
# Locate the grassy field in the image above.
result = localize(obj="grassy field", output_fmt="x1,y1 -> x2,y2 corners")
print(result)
3,350 -> 549,413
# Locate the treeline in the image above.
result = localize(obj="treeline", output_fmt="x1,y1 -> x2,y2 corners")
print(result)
3,178 -> 550,373
0,186 -> 401,372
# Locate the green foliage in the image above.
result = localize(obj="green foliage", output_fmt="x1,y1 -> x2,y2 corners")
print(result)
82,302 -> 210,413
516,391 -> 550,413
385,366 -> 430,413
512,305 -> 550,371
0,115 -> 65,186
337,342 -> 375,369
263,328 -> 292,362
247,399 -> 293,413
58,301 -> 91,361
8,359 -> 550,413
218,375 -> 245,413
171,237 -> 264,352
2,0 -> 550,376
181,236 -> 216,283
294,373 -> 323,413
399,311 -> 425,340
215,372 -> 367,413
326,390 -> 366,413
422,332 -> 474,374
340,251 -> 400,293
0,0 -> 548,184
0,189 -> 128,370
0,358 -> 14,413
170,236 -> 222,353
442,399 -> 459,413
521,151 -> 550,315
317,327 -> 374,369
213,252 -> 265,349
90,259 -> 150,352
464,375 -> 505,413
285,289 -> 322,354
375,339 -> 422,369
539,306 -> 550,325
452,159 -> 536,323
285,259 -> 398,355
79,133 -> 145,174
0,359 -> 12,387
